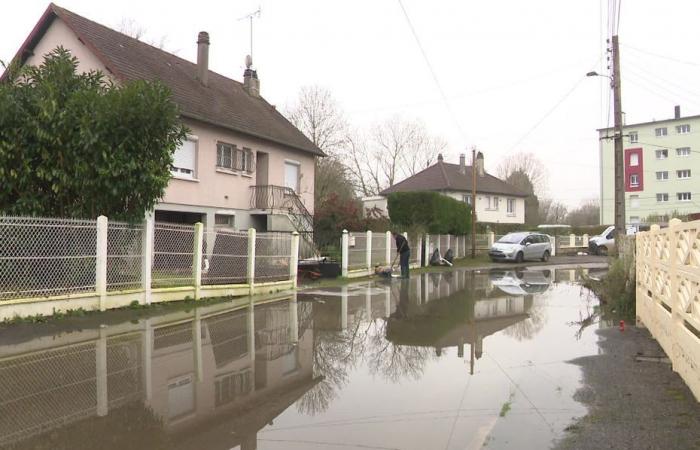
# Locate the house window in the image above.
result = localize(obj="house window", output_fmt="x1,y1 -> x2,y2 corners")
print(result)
462,195 -> 472,205
656,193 -> 669,202
678,192 -> 692,201
214,214 -> 235,228
656,171 -> 669,181
507,198 -> 515,215
677,147 -> 691,157
171,138 -> 197,179
630,174 -> 639,187
629,131 -> 638,143
677,169 -> 691,179
677,124 -> 691,134
655,127 -> 668,137
655,149 -> 668,159
630,195 -> 640,208
493,196 -> 499,211
217,143 -> 255,172
284,161 -> 300,192
629,153 -> 639,166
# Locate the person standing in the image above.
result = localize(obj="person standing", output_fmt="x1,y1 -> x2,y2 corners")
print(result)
393,232 -> 411,278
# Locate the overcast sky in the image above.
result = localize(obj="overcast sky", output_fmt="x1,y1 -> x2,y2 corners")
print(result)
4,0 -> 700,207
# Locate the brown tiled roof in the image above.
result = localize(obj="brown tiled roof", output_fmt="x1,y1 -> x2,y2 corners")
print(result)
9,4 -> 324,156
380,161 -> 528,197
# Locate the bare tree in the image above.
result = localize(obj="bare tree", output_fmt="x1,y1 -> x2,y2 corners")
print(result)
117,18 -> 170,51
539,198 -> 568,224
286,86 -> 348,156
496,152 -> 548,195
565,199 -> 600,226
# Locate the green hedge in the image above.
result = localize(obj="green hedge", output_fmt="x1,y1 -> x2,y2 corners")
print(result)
387,191 -> 471,234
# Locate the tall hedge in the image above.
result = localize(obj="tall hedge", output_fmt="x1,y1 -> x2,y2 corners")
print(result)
387,191 -> 471,234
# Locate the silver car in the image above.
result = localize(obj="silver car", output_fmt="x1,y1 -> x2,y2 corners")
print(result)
488,232 -> 552,263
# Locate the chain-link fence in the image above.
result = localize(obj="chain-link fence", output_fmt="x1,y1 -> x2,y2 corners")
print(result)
106,333 -> 143,407
408,234 -> 421,265
107,222 -> 143,291
348,232 -> 368,269
254,232 -> 292,283
371,233 -> 387,267
152,222 -> 196,288
0,217 -> 98,301
203,228 -> 248,285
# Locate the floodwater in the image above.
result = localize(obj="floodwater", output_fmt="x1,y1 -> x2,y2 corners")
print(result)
0,265 -> 609,450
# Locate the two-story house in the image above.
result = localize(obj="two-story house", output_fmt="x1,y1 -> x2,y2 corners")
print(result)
363,153 -> 527,224
8,3 -> 323,236
599,105 -> 700,225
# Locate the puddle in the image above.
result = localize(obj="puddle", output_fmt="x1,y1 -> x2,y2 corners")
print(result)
0,266 -> 606,449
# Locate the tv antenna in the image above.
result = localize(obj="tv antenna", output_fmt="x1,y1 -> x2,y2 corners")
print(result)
238,7 -> 261,61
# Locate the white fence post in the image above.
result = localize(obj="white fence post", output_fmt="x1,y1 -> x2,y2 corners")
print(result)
447,235 -> 451,254
193,222 -> 203,300
142,215 -> 154,305
290,232 -> 300,288
341,230 -> 349,277
669,218 -> 682,368
549,235 -> 556,256
583,233 -> 589,247
96,328 -> 108,416
366,230 -> 373,274
386,231 -> 392,265
247,228 -> 256,297
569,233 -> 576,248
96,215 -> 108,312
424,234 -> 430,267
487,231 -> 495,248
455,234 -> 460,259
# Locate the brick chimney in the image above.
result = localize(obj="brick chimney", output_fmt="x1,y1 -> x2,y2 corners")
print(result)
196,31 -> 210,86
243,55 -> 260,97
476,151 -> 485,177
437,153 -> 444,163
675,105 -> 681,119
459,154 -> 466,174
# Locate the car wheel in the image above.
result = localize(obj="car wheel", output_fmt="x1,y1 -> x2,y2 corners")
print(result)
598,246 -> 608,256
541,251 -> 550,262
515,252 -> 524,263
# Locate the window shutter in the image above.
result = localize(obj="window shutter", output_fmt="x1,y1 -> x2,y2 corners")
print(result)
173,140 -> 196,177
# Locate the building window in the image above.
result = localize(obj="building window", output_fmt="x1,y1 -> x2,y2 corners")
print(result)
677,169 -> 691,179
655,127 -> 668,137
629,131 -> 638,143
656,193 -> 669,202
677,124 -> 691,134
284,161 -> 300,192
677,147 -> 691,156
630,174 -> 639,187
171,138 -> 197,179
493,196 -> 499,211
462,195 -> 472,205
630,216 -> 640,224
656,171 -> 669,181
217,143 -> 254,172
214,214 -> 235,228
678,192 -> 692,201
655,149 -> 668,159
630,195 -> 640,208
629,153 -> 639,166
507,198 -> 515,215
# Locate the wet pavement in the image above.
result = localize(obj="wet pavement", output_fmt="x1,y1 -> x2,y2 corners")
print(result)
0,265 -> 610,449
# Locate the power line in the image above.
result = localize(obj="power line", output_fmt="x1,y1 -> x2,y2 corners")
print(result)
622,43 -> 700,68
396,0 -> 467,141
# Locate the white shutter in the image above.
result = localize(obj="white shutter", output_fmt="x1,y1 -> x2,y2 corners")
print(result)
284,162 -> 300,192
172,140 -> 196,178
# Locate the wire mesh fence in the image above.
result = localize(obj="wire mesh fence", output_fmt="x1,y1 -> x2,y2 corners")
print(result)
348,232 -> 368,269
106,333 -> 143,407
371,233 -> 387,267
254,232 -> 292,283
152,222 -> 195,288
408,234 -> 421,265
0,217 -> 98,301
106,222 -> 143,291
203,228 -> 248,285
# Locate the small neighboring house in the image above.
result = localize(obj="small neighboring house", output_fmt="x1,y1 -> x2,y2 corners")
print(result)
363,153 -> 527,224
7,3 -> 323,236
598,105 -> 700,225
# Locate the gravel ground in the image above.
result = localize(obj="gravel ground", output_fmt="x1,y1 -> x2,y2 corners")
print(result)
556,326 -> 700,450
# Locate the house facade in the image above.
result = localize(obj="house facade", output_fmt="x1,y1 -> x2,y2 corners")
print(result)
364,153 -> 527,224
599,105 -> 700,225
10,4 -> 322,234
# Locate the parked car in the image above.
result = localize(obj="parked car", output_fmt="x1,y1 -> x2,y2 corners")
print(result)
588,226 -> 615,255
488,232 -> 552,263
488,268 -> 553,295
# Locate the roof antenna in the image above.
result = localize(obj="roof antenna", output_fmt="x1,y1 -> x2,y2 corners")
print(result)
238,7 -> 261,62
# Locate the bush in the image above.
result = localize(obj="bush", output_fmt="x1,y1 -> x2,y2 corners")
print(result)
387,191 -> 471,234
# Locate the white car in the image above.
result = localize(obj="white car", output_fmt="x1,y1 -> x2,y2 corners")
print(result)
488,232 -> 552,263
588,226 -> 615,255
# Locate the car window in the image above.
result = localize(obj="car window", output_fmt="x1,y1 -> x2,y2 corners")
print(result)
606,232 -> 614,239
538,235 -> 548,243
498,233 -> 528,244
522,236 -> 533,244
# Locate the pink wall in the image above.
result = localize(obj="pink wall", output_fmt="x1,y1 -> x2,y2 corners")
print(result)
624,147 -> 644,192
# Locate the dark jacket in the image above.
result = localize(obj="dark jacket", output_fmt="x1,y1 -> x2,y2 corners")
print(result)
394,234 -> 410,254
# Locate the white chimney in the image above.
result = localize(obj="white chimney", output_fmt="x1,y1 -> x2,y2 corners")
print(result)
459,154 -> 466,174
243,54 -> 260,97
196,31 -> 210,86
476,151 -> 485,177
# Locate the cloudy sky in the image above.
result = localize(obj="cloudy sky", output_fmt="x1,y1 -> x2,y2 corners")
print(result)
3,0 -> 700,207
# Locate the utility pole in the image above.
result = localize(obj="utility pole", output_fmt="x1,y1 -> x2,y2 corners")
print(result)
471,147 -> 477,259
612,35 -> 625,237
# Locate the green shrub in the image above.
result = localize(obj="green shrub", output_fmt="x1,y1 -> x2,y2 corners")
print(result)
585,256 -> 635,316
387,192 -> 471,234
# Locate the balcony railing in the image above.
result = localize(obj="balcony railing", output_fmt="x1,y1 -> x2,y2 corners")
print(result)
249,185 -> 313,233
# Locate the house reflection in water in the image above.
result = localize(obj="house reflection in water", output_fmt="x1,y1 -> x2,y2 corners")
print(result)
0,295 -> 317,450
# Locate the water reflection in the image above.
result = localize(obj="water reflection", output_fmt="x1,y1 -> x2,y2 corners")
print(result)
0,266 -> 599,450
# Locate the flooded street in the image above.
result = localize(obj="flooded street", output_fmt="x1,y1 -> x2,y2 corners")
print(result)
0,265 -> 608,450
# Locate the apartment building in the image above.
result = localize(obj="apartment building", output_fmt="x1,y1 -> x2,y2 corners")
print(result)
599,106 -> 700,224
